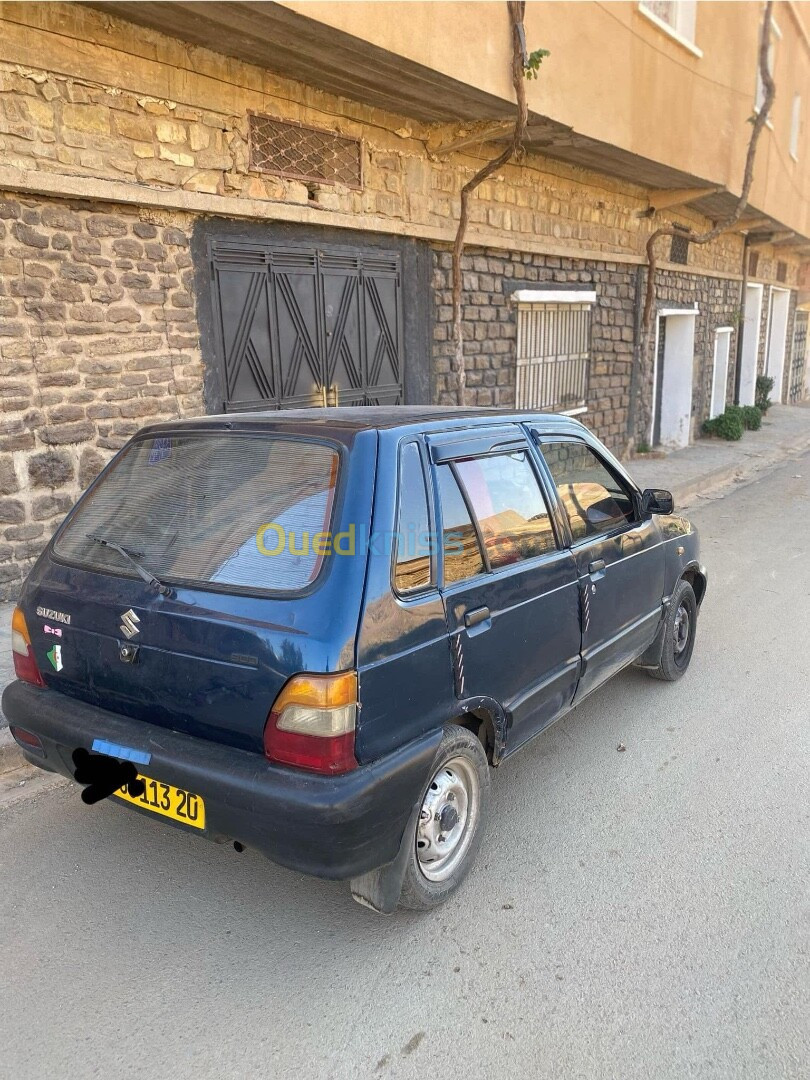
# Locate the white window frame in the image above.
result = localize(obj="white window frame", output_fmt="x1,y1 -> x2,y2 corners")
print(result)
710,328 -> 734,419
638,1 -> 702,58
790,93 -> 801,161
514,290 -> 596,416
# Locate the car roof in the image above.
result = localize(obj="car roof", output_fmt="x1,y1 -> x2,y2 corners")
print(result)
141,405 -> 589,438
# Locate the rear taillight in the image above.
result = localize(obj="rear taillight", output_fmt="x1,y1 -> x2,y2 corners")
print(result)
11,608 -> 45,687
263,672 -> 358,775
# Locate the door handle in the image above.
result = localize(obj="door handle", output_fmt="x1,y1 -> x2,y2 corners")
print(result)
464,606 -> 490,629
588,559 -> 606,575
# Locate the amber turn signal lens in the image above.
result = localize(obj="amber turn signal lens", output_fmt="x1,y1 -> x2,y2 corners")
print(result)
271,671 -> 357,713
11,607 -> 45,688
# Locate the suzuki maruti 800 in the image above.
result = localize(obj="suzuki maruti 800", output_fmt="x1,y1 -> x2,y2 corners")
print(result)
4,407 -> 706,912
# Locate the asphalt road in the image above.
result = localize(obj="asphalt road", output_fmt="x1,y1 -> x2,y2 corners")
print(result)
1,452 -> 808,1080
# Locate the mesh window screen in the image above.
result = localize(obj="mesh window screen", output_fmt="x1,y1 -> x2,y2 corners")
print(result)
670,230 -> 690,265
248,114 -> 362,188
54,434 -> 340,593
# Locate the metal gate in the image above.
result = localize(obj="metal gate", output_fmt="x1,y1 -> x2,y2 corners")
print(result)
210,239 -> 404,410
788,311 -> 808,404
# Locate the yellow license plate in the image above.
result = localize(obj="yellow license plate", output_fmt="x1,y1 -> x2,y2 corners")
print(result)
113,774 -> 206,830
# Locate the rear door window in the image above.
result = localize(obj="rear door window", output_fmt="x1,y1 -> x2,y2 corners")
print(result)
540,440 -> 635,541
454,451 -> 557,569
393,442 -> 433,593
436,464 -> 486,585
53,433 -> 340,593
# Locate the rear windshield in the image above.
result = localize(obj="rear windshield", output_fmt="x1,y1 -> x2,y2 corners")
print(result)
53,433 -> 340,593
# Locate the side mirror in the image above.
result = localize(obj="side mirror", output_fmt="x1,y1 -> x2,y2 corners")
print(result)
641,488 -> 674,516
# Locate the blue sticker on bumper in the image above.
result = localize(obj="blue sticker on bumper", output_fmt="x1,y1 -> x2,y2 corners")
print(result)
91,739 -> 151,766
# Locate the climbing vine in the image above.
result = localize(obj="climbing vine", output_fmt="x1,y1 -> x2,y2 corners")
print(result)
450,0 -> 548,404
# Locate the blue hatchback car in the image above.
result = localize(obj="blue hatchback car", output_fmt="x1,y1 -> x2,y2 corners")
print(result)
4,407 -> 706,912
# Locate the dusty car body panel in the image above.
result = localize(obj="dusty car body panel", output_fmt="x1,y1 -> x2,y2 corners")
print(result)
4,406 -> 706,886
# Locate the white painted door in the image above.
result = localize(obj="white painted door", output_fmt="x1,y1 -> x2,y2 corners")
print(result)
710,328 -> 733,418
657,312 -> 697,448
766,288 -> 790,403
739,284 -> 763,406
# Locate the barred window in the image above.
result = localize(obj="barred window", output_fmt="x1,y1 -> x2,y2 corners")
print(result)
515,292 -> 593,413
248,114 -> 362,189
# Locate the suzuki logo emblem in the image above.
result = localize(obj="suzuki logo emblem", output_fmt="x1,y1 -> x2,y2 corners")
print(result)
119,609 -> 140,639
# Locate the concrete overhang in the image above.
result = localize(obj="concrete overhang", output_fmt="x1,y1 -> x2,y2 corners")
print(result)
86,1 -> 807,245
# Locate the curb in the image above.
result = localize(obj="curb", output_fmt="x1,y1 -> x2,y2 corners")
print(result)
668,427 -> 810,507
0,728 -> 25,777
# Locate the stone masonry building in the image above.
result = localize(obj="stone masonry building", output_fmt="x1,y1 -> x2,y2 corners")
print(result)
1,1 -> 809,598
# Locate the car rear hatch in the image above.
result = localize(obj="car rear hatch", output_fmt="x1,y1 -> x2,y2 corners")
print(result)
20,423 -> 375,754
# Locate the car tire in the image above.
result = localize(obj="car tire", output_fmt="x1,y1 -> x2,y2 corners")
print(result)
648,578 -> 698,682
398,724 -> 490,911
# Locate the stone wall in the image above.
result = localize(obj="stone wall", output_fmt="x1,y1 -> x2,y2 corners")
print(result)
651,268 -> 742,434
430,249 -> 749,453
0,191 -> 202,599
0,2 -> 776,281
0,0 -> 805,602
431,247 -> 638,450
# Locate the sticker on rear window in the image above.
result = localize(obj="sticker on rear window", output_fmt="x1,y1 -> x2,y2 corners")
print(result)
148,437 -> 172,464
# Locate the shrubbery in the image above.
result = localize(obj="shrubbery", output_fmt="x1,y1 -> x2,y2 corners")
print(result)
755,375 -> 774,413
703,401 -> 762,440
724,404 -> 762,430
702,410 -> 744,440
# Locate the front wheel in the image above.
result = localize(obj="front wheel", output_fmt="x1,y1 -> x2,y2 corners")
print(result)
398,725 -> 490,911
648,578 -> 698,682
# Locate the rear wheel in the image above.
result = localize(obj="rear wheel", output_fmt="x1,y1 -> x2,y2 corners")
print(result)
648,578 -> 697,682
398,725 -> 490,911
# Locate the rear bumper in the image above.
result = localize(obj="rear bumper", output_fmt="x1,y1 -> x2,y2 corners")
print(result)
2,680 -> 441,880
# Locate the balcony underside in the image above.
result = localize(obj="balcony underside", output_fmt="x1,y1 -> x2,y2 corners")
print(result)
88,0 -> 796,239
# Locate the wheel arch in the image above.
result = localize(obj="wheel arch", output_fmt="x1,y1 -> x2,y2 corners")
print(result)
680,563 -> 707,607
451,695 -> 508,766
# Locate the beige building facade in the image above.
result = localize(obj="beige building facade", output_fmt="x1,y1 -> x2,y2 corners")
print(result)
0,0 -> 809,598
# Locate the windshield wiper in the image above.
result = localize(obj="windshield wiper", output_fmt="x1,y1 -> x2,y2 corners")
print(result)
87,534 -> 172,596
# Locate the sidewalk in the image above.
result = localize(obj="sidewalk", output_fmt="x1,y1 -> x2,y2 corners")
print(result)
1,402 -> 808,769
622,402 -> 810,506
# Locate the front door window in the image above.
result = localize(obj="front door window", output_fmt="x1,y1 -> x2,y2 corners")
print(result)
540,441 -> 635,541
454,452 -> 557,568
